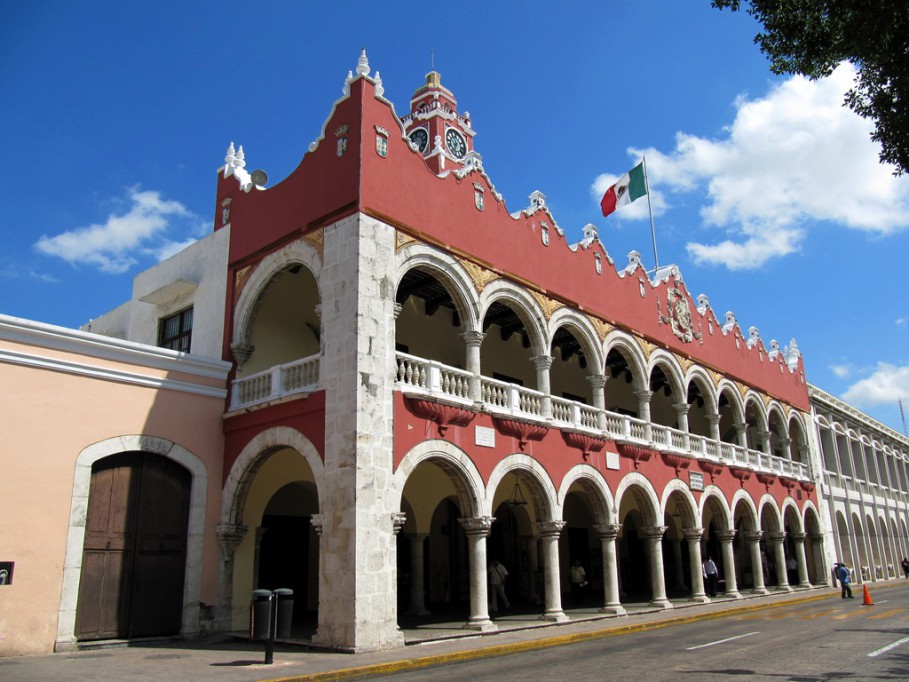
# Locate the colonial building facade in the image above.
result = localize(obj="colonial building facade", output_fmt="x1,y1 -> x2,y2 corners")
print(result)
1,51 -> 904,657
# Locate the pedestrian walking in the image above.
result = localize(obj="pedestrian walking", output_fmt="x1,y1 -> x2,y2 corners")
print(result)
569,559 -> 587,606
901,557 -> 909,578
702,556 -> 719,597
787,555 -> 798,585
489,558 -> 510,613
836,562 -> 853,598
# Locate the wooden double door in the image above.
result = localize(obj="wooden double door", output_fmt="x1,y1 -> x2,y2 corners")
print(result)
75,452 -> 191,640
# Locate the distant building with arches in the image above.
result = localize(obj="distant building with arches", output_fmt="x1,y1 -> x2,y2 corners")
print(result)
1,50 -> 905,657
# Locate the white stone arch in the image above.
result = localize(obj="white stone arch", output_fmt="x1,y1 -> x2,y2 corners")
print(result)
685,365 -> 719,411
660,479 -> 700,528
767,401 -> 789,437
716,379 -> 746,421
757,494 -> 783,532
730,488 -> 759,530
232,239 -> 324,349
648,350 -> 686,397
556,464 -> 616,524
547,307 -> 605,372
801,499 -> 822,531
743,392 -> 769,429
221,426 -> 325,527
602,330 -> 649,391
699,487 -> 733,530
613,471 -> 662,526
393,244 -> 481,332
56,435 -> 210,648
486,453 -> 559,520
478,280 -> 549,356
392,438 -> 486,523
780,497 -> 804,534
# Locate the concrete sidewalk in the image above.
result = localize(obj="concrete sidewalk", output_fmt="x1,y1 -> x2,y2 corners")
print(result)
0,586 -> 861,682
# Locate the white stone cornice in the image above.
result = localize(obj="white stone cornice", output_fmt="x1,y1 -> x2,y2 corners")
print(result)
1,314 -> 231,380
0,347 -> 228,399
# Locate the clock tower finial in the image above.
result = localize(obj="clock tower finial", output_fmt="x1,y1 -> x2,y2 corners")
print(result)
402,70 -> 475,175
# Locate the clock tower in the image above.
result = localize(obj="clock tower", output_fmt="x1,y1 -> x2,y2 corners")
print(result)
402,71 -> 475,175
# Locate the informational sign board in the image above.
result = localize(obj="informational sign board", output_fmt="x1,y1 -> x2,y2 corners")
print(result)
689,472 -> 705,491
475,426 -> 496,448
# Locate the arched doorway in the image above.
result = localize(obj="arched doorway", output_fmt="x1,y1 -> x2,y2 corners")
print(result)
75,452 -> 190,640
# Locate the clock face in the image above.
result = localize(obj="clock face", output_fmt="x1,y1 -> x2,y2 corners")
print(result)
409,128 -> 428,153
445,129 -> 467,159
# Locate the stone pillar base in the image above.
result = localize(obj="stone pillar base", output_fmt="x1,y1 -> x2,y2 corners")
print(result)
600,604 -> 627,616
750,587 -> 769,595
463,618 -> 497,632
650,599 -> 674,609
689,595 -> 711,604
797,581 -> 812,589
539,610 -> 569,623
777,585 -> 794,593
724,590 -> 743,599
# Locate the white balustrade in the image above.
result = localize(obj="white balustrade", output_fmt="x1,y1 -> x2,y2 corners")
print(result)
231,353 -> 320,409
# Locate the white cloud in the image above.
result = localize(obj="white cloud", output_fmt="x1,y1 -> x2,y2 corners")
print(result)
830,364 -> 852,379
842,363 -> 909,406
35,188 -> 202,274
896,318 -> 906,327
609,63 -> 909,270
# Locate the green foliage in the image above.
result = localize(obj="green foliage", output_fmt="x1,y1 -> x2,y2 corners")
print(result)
713,0 -> 909,175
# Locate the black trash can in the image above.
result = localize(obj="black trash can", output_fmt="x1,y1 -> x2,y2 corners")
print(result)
250,589 -> 273,641
273,588 -> 294,638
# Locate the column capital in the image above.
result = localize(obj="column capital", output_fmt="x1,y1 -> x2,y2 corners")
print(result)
216,523 -> 248,552
641,525 -> 668,540
587,372 -> 607,390
635,389 -> 654,402
593,523 -> 622,540
530,354 -> 554,371
767,530 -> 786,543
789,531 -> 806,542
310,513 -> 326,536
744,529 -> 763,542
716,529 -> 737,542
673,402 -> 691,416
706,413 -> 721,426
683,527 -> 705,541
460,330 -> 486,346
230,341 -> 254,369
393,302 -> 403,319
459,516 -> 494,536
536,520 -> 566,537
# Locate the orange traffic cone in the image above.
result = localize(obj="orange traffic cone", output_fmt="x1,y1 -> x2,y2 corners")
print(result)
862,584 -> 874,605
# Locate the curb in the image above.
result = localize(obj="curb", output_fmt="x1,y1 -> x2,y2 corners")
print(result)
264,589 -> 842,681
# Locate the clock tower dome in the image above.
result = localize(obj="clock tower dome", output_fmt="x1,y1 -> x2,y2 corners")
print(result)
402,71 -> 475,175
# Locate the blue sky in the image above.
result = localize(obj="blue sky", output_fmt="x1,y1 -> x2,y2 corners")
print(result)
3,2 -> 908,433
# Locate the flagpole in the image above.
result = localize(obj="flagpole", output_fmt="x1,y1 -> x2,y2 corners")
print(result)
642,156 -> 659,274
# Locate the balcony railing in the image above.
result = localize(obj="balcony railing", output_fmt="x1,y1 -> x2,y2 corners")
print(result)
394,351 -> 811,481
230,353 -> 320,410
228,351 -> 810,481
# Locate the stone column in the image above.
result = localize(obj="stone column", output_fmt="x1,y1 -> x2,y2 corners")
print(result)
635,389 -> 654,440
537,521 -> 569,622
593,523 -> 625,615
758,430 -> 772,455
735,422 -> 749,449
524,535 -> 541,604
746,530 -> 768,594
531,354 -> 554,419
215,523 -> 248,631
779,437 -> 792,460
768,531 -> 792,591
671,536 -> 686,591
674,402 -> 691,450
407,534 -> 430,615
461,330 -> 485,403
459,517 -> 496,632
685,527 -> 709,603
588,373 -> 608,430
716,529 -> 741,598
707,414 -> 721,443
790,532 -> 812,588
641,526 -> 673,608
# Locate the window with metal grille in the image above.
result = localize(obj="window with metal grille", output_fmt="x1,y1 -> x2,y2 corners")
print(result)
158,306 -> 193,352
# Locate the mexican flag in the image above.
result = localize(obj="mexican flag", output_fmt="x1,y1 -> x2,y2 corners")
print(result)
600,162 -> 647,217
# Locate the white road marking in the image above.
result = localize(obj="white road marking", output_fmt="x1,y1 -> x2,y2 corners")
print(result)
686,631 -> 760,650
868,635 -> 909,658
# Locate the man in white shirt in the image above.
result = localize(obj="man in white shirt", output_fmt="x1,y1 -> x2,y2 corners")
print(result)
489,558 -> 510,612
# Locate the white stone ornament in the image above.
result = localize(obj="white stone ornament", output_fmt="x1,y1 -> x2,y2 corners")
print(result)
541,226 -> 549,246
376,136 -> 387,158
595,252 -> 603,275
